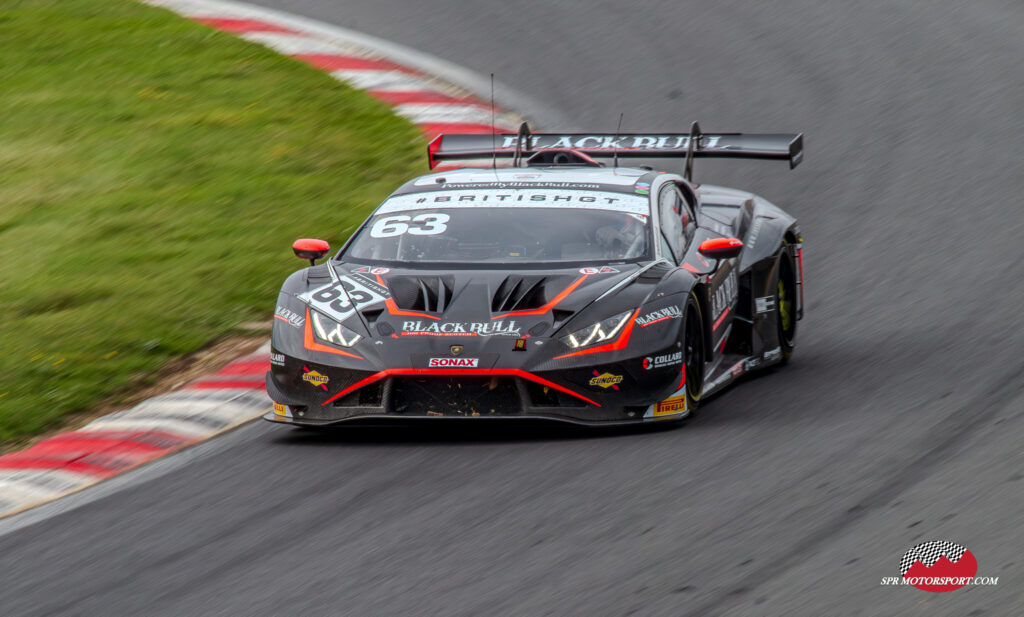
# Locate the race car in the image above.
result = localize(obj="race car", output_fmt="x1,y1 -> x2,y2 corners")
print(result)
265,123 -> 804,426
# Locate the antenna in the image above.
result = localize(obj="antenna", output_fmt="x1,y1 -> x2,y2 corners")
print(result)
613,112 -> 624,169
490,73 -> 497,170
684,121 -> 701,182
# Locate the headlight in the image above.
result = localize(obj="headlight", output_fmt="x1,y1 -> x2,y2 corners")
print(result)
310,310 -> 362,348
559,310 -> 633,349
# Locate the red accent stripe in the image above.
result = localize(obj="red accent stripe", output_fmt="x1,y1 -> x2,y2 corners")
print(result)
22,435 -> 169,456
291,54 -> 416,73
57,430 -> 192,449
552,308 -> 642,360
0,458 -> 121,476
491,274 -> 589,320
194,18 -> 297,34
303,308 -> 364,359
713,306 -> 731,331
216,361 -> 270,376
639,315 -> 672,328
321,368 -> 600,407
369,90 -> 474,106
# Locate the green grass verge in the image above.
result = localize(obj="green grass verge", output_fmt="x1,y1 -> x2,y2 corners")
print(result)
0,0 -> 425,442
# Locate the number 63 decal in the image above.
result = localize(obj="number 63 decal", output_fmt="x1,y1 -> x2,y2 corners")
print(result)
298,276 -> 386,323
370,213 -> 450,238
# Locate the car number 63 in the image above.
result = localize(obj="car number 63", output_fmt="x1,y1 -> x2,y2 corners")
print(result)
370,213 -> 450,238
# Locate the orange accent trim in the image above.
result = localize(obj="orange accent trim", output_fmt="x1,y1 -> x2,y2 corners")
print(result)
273,314 -> 291,323
552,308 -> 641,359
712,306 -> 731,331
321,368 -> 600,407
491,274 -> 589,320
303,308 -> 363,359
376,274 -> 441,320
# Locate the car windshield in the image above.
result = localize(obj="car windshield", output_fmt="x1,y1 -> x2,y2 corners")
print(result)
343,189 -> 651,266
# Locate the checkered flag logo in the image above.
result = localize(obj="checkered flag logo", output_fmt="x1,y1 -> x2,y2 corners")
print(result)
899,541 -> 968,575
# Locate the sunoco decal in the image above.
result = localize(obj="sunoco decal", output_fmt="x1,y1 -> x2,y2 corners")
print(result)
589,371 -> 623,390
301,367 -> 329,390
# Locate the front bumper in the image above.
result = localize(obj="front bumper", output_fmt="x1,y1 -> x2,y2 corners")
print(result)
265,365 -> 686,426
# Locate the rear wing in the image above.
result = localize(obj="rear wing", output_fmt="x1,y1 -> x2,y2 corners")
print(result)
427,122 -> 804,174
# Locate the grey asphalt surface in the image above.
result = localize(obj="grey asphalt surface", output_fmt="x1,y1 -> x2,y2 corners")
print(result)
2,1 -> 1023,615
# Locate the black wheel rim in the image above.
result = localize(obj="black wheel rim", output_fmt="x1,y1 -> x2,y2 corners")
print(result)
777,256 -> 796,346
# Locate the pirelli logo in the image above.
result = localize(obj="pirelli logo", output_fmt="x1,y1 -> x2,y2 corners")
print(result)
653,396 -> 686,417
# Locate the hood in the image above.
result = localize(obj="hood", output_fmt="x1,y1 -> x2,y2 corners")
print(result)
333,262 -> 649,341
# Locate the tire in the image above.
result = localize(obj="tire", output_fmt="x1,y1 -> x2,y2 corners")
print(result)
776,243 -> 798,362
683,290 -> 705,414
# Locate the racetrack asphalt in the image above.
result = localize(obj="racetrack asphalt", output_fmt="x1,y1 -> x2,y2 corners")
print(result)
2,1 -> 1022,615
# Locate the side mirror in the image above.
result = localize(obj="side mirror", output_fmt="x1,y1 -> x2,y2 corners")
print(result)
698,237 -> 743,260
292,238 -> 330,266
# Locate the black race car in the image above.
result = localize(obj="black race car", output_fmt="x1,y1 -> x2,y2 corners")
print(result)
265,123 -> 804,426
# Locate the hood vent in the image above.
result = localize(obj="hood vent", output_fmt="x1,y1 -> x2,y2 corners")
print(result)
491,275 -> 550,313
387,276 -> 454,313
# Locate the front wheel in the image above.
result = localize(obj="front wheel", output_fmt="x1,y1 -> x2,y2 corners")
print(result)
776,244 -> 798,362
683,291 -> 705,414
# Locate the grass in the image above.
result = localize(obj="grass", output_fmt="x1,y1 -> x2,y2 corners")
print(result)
0,0 -> 425,442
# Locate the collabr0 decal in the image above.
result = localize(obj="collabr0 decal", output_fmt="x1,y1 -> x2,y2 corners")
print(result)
755,296 -> 775,313
642,352 -> 682,370
401,320 -> 521,337
635,305 -> 682,327
275,306 -> 304,328
298,275 -> 387,324
589,371 -> 623,389
428,357 -> 479,368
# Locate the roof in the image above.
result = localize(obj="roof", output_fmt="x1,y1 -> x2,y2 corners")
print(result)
392,165 -> 662,196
